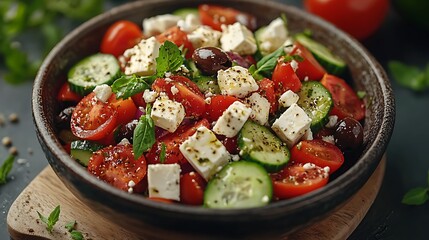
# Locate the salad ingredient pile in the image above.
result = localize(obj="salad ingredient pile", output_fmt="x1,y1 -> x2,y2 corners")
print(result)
55,4 -> 365,209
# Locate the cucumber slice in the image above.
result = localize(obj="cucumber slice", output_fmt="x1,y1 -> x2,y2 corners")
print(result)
70,140 -> 104,166
68,53 -> 120,95
238,121 -> 290,172
254,26 -> 268,57
204,161 -> 272,209
194,76 -> 220,95
295,33 -> 347,75
172,8 -> 199,19
297,81 -> 333,132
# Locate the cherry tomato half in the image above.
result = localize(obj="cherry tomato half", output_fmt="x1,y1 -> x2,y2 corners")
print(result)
304,0 -> 389,40
291,140 -> 344,173
271,162 -> 329,199
205,95 -> 239,122
289,43 -> 326,81
258,78 -> 278,114
180,171 -> 207,205
272,59 -> 302,94
57,82 -> 82,103
100,20 -> 143,57
198,4 -> 257,31
108,93 -> 137,126
156,26 -> 194,59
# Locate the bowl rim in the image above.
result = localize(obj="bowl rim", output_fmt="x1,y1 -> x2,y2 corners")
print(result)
32,0 -> 395,220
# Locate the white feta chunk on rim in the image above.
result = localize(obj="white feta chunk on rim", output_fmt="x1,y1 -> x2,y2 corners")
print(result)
258,17 -> 289,55
123,37 -> 160,76
278,90 -> 299,108
217,66 -> 259,98
213,101 -> 252,137
271,103 -> 312,147
143,14 -> 181,36
179,126 -> 230,181
188,26 -> 221,49
220,22 -> 257,55
147,164 -> 181,201
245,92 -> 270,126
151,97 -> 185,133
93,84 -> 112,103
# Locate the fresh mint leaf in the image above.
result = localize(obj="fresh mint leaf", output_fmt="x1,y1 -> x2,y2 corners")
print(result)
156,40 -> 184,77
111,75 -> 153,99
388,61 -> 429,92
65,220 -> 76,232
159,142 -> 167,163
402,187 -> 429,206
133,104 -> 156,159
0,155 -> 15,184
70,230 -> 84,240
254,46 -> 285,78
37,205 -> 61,233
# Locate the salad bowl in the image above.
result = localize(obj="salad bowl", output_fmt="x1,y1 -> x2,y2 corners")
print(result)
32,0 -> 395,238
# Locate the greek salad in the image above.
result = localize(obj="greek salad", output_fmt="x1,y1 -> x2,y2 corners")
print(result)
55,4 -> 365,209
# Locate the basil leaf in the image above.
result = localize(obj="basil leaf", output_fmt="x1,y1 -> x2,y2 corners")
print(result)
159,142 -> 167,163
70,230 -> 84,240
65,220 -> 76,232
0,155 -> 15,184
111,75 -> 153,99
254,46 -> 285,77
357,91 -> 367,99
37,205 -> 61,233
156,40 -> 184,77
402,187 -> 429,206
388,61 -> 429,92
133,104 -> 156,159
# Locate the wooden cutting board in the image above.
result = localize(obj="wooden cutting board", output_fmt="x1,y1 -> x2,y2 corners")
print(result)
7,157 -> 386,240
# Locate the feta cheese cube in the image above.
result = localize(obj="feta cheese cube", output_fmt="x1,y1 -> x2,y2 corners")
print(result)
188,26 -> 222,49
220,22 -> 257,55
143,89 -> 158,103
123,37 -> 160,76
147,164 -> 181,201
93,84 -> 112,102
258,18 -> 289,55
177,14 -> 201,33
143,14 -> 181,36
151,97 -> 185,133
179,126 -> 230,181
217,66 -> 259,98
301,129 -> 313,141
271,103 -> 312,147
245,93 -> 270,126
213,101 -> 252,137
278,90 -> 299,108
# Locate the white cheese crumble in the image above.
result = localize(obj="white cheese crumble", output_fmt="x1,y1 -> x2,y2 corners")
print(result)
93,84 -> 112,103
143,89 -> 159,103
170,85 -> 179,95
325,115 -> 339,128
123,37 -> 160,76
143,14 -> 181,36
188,26 -> 222,49
322,135 -> 335,144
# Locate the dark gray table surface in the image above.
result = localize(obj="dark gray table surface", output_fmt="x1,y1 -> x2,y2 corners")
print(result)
1,1 -> 428,239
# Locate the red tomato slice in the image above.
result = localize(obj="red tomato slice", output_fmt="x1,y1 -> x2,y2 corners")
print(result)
272,59 -> 302,94
180,171 -> 206,205
146,119 -> 210,165
108,93 -> 138,126
206,95 -> 239,122
152,76 -> 206,118
291,140 -> 344,173
100,20 -> 143,57
156,26 -> 194,59
289,43 -> 326,81
88,144 -> 147,192
57,82 -> 82,102
271,162 -> 329,199
71,92 -> 118,140
198,4 -> 257,31
131,92 -> 146,107
258,78 -> 278,114
320,74 -> 365,121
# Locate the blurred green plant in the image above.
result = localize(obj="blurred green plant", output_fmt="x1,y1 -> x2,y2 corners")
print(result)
0,0 -> 104,84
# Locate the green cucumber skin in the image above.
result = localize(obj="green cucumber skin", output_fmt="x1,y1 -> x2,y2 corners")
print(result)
204,161 -> 272,209
238,121 -> 290,173
68,53 -> 120,95
297,81 -> 333,132
194,76 -> 220,94
295,33 -> 347,75
70,140 -> 104,167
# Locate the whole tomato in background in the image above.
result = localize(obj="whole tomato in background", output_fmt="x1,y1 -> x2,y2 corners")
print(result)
304,0 -> 389,40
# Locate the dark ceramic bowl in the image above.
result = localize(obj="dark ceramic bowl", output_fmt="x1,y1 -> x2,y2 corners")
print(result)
32,0 -> 395,239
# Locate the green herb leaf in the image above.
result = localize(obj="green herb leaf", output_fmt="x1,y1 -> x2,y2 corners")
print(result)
357,91 -> 367,99
0,155 -> 15,184
254,46 -> 285,78
111,75 -> 153,99
388,61 -> 429,92
402,187 -> 429,205
37,205 -> 61,233
65,220 -> 76,232
70,230 -> 84,240
159,142 -> 167,163
133,104 -> 156,159
156,40 -> 184,77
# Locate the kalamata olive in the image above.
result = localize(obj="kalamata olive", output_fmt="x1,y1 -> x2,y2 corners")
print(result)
192,47 -> 232,75
55,106 -> 75,129
334,117 -> 364,151
114,119 -> 138,143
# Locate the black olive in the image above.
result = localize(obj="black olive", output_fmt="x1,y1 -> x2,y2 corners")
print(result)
334,117 -> 364,151
55,106 -> 75,129
192,47 -> 232,75
114,119 -> 138,143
